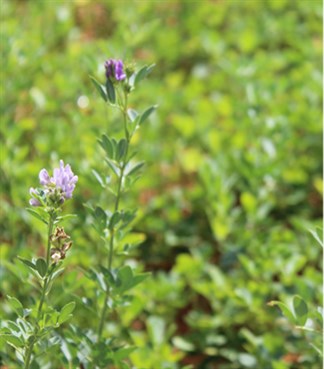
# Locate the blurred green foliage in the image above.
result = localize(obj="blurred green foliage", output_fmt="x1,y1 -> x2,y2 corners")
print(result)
0,0 -> 322,368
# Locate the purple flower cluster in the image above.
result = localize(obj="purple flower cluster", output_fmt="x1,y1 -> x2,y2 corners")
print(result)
30,160 -> 78,207
104,59 -> 126,81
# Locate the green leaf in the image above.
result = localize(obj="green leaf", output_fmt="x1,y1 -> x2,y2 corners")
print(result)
58,301 -> 76,324
7,295 -> 24,317
125,161 -> 145,177
44,310 -> 60,328
293,295 -> 308,326
105,158 -> 120,177
36,258 -> 47,278
172,336 -> 195,352
314,306 -> 323,326
99,266 -> 116,287
90,76 -> 107,102
92,169 -> 105,187
55,214 -> 77,223
114,346 -> 136,360
51,267 -> 65,282
115,266 -> 149,294
117,138 -> 128,161
26,208 -> 48,224
139,105 -> 158,125
109,211 -> 121,229
119,210 -> 137,229
132,272 -> 150,287
111,138 -> 118,158
105,78 -> 116,104
309,228 -> 323,248
94,206 -> 107,230
17,256 -> 37,271
98,134 -> 114,158
309,343 -> 323,356
147,316 -> 165,346
5,321 -> 20,334
116,265 -> 133,293
134,64 -> 155,86
0,334 -> 24,349
268,300 -> 296,324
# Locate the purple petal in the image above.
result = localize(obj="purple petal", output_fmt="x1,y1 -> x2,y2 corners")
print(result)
105,59 -> 115,79
29,198 -> 41,207
39,169 -> 51,185
115,60 -> 126,80
30,187 -> 37,196
51,160 -> 78,200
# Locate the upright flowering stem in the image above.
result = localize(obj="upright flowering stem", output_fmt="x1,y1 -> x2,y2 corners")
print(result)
24,215 -> 55,369
92,61 -> 156,366
37,215 -> 55,319
21,161 -> 77,369
97,90 -> 129,341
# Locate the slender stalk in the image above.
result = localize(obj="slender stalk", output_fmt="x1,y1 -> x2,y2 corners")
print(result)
24,216 -> 54,369
46,215 -> 54,266
97,88 -> 130,341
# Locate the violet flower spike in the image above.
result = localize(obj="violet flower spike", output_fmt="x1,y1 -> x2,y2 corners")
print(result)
52,160 -> 78,200
104,58 -> 126,81
29,160 -> 78,207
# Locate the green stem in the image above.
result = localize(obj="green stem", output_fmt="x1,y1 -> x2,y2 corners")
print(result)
97,89 -> 130,341
24,341 -> 33,369
24,216 -> 55,369
46,216 -> 54,266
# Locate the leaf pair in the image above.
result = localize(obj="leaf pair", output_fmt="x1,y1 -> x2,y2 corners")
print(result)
98,135 -> 128,162
127,105 -> 158,126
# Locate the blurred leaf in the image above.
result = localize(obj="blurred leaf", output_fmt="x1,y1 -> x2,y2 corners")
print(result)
139,105 -> 158,125
268,300 -> 296,324
105,78 -> 116,104
0,334 -> 24,349
26,208 -> 48,224
293,295 -> 308,326
172,336 -> 194,351
17,257 -> 37,271
7,295 -> 24,317
134,64 -> 155,86
90,76 -> 107,102
147,316 -> 165,346
98,134 -> 114,159
109,211 -> 121,229
92,169 -> 105,188
117,138 -> 128,161
36,258 -> 47,278
309,228 -> 323,248
125,161 -> 145,177
58,301 -> 76,324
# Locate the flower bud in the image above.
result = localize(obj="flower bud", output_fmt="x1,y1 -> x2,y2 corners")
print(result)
51,249 -> 62,264
51,227 -> 70,247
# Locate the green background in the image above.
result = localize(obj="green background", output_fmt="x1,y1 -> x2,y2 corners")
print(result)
0,0 -> 322,368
